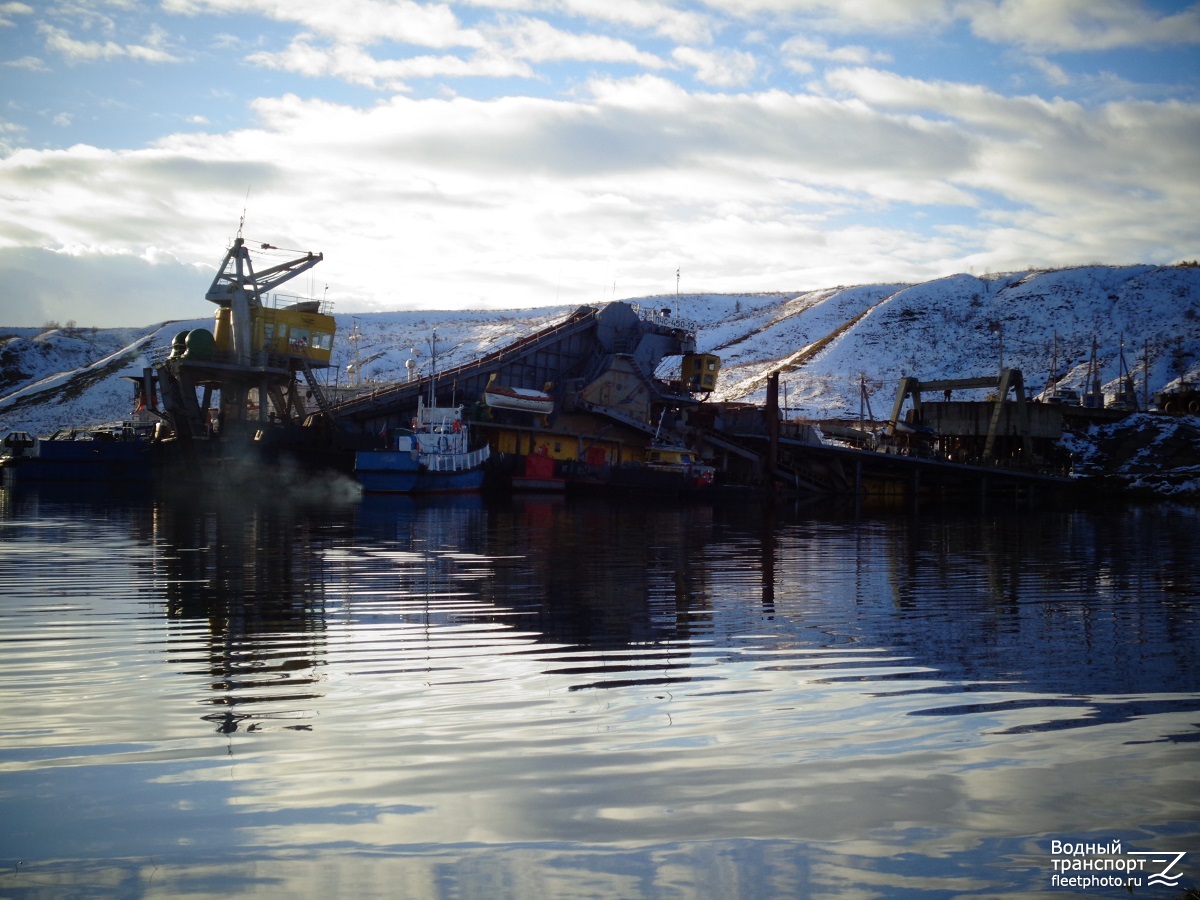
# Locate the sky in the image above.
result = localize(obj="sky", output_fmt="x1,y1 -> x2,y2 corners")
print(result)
0,1 -> 1198,328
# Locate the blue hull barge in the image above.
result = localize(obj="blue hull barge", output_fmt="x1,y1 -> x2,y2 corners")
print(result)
1,426 -> 153,485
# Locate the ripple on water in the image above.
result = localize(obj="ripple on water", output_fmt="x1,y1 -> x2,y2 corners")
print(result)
0,496 -> 1197,898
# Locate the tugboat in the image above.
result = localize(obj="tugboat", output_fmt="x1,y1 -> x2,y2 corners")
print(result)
354,397 -> 491,493
565,437 -> 715,495
564,411 -> 715,496
643,439 -> 716,489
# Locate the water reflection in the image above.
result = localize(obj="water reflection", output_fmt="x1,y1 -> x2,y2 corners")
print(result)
135,491 -> 1200,712
142,491 -> 1200,760
870,508 -> 1200,698
1,486 -> 1197,898
150,496 -> 336,734
484,498 -> 720,652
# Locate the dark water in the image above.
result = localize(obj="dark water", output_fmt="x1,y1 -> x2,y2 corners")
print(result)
1,485 -> 1198,899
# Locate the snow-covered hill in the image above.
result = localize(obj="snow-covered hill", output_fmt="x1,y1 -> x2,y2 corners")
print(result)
2,264 -> 1199,438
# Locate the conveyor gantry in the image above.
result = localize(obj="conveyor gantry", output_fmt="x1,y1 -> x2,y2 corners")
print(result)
332,302 -> 702,437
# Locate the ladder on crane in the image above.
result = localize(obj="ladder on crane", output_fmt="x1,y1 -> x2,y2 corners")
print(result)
298,354 -> 338,423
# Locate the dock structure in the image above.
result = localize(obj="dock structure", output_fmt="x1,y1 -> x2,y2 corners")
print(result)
694,370 -> 1083,501
886,369 -> 1032,463
717,426 -> 1078,500
332,302 -> 711,442
329,303 -> 1093,501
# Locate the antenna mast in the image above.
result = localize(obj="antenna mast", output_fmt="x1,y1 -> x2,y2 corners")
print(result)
238,187 -> 250,239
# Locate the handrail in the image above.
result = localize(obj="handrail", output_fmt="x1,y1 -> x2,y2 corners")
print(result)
422,445 -> 490,472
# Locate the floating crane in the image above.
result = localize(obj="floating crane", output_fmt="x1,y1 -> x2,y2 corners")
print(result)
154,236 -> 338,450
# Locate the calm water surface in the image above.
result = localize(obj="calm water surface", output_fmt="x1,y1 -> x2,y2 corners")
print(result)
1,485 -> 1198,899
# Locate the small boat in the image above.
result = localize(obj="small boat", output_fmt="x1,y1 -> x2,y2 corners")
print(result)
484,384 -> 554,416
566,438 -> 715,495
642,440 -> 716,490
354,399 -> 491,493
892,420 -> 937,436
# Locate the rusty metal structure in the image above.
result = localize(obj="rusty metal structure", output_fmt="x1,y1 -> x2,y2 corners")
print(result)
332,302 -> 716,440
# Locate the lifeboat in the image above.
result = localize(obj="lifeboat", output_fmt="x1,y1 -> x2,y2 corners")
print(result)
484,384 -> 554,415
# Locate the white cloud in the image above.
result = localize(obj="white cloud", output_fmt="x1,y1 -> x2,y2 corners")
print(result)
0,1 -> 32,28
493,16 -> 666,66
162,0 -> 483,50
3,55 -> 47,72
967,0 -> 1200,51
0,116 -> 23,155
824,65 -> 1058,131
821,65 -> 1200,260
585,72 -> 689,107
704,0 -> 1200,52
247,38 -> 532,91
205,7 -> 670,90
1026,56 -> 1070,87
780,34 -> 891,74
672,46 -> 757,87
1,0 -> 1197,325
0,245 -> 210,328
38,23 -> 180,64
701,0 -> 958,32
557,0 -> 717,43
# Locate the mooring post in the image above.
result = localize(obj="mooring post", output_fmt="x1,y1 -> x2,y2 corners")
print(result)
766,371 -> 780,480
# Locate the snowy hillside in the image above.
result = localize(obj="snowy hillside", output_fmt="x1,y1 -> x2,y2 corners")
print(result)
731,265 -> 1200,419
2,264 -> 1198,437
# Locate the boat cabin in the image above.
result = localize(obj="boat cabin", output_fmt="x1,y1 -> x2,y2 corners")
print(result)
681,353 -> 721,393
646,446 -> 697,468
213,301 -> 335,368
387,402 -> 474,455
